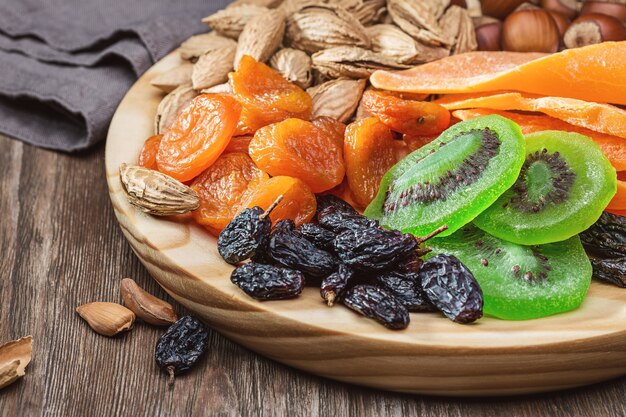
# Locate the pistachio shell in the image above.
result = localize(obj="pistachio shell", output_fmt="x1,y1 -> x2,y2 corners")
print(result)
202,5 -> 269,39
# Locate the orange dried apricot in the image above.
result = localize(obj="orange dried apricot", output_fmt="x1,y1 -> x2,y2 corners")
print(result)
361,90 -> 450,136
324,180 -> 361,211
607,180 -> 626,211
191,152 -> 268,235
245,176 -> 316,226
156,94 -> 241,182
312,116 -> 346,148
344,117 -> 402,208
403,134 -> 438,152
249,118 -> 345,193
229,55 -> 312,134
138,134 -> 162,170
224,135 -> 253,154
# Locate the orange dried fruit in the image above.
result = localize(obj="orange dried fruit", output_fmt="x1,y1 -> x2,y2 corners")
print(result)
245,176 -> 316,226
138,134 -> 162,170
229,55 -> 312,134
249,118 -> 345,193
156,94 -> 241,182
324,180 -> 361,212
191,152 -> 268,235
224,135 -> 253,154
403,134 -> 438,152
312,116 -> 346,148
344,117 -> 402,208
360,90 -> 450,136
607,180 -> 626,211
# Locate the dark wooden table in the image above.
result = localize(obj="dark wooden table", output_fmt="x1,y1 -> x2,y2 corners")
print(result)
1,134 -> 625,417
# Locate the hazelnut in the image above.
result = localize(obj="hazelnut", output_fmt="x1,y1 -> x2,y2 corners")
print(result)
540,0 -> 579,19
473,16 -> 503,51
581,1 -> 626,23
502,6 -> 561,52
563,13 -> 626,48
480,0 -> 527,19
547,10 -> 571,36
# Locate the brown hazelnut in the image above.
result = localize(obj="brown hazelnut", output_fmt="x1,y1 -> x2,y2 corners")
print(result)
540,0 -> 579,19
473,16 -> 503,51
502,7 -> 561,52
547,10 -> 571,36
480,0 -> 527,19
563,13 -> 626,48
581,1 -> 626,23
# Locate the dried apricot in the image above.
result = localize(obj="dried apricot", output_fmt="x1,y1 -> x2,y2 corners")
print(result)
245,176 -> 316,226
312,116 -> 346,148
403,133 -> 438,152
324,180 -> 361,211
229,55 -> 312,134
361,90 -> 450,136
249,118 -> 345,193
224,135 -> 253,154
156,94 -> 241,182
344,117 -> 401,208
138,134 -> 162,170
191,152 -> 268,235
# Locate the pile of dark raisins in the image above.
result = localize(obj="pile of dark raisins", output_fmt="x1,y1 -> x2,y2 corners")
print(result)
219,195 -> 483,329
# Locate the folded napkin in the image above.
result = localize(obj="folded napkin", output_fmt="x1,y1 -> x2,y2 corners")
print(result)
0,0 -> 230,151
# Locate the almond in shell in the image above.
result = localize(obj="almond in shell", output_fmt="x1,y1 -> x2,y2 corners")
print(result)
192,45 -> 237,90
387,0 -> 451,46
367,24 -> 449,64
269,48 -> 313,89
234,8 -> 286,69
311,46 -> 410,79
150,63 -> 193,93
120,278 -> 178,326
307,78 -> 366,122
332,0 -> 386,25
76,302 -> 135,337
179,32 -> 237,61
154,85 -> 198,135
439,5 -> 478,54
202,5 -> 269,39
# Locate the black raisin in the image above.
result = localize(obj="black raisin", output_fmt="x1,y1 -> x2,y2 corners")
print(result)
334,227 -> 418,271
269,224 -> 338,278
316,194 -> 358,219
298,223 -> 336,251
590,257 -> 626,287
320,264 -> 355,306
342,285 -> 410,330
218,207 -> 271,264
155,316 -> 209,385
318,211 -> 379,234
580,212 -> 626,259
419,254 -> 483,324
377,269 -> 436,313
231,262 -> 305,300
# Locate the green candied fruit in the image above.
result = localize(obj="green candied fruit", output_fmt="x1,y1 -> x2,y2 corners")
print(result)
428,224 -> 592,320
364,115 -> 525,237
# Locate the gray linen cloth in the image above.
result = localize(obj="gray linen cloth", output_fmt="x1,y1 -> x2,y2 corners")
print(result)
0,0 -> 230,151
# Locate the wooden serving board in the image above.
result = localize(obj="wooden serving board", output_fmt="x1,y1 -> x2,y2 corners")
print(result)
105,51 -> 626,396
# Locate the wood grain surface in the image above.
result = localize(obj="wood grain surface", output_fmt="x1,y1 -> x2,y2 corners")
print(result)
3,135 -> 626,417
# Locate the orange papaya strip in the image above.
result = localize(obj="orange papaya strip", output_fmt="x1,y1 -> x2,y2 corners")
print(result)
371,42 -> 626,105
607,180 -> 626,211
606,209 -> 626,217
436,92 -> 626,138
453,109 -> 626,171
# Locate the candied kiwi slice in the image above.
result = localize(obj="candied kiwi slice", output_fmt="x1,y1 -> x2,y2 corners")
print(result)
474,131 -> 617,245
428,224 -> 592,320
364,115 -> 525,237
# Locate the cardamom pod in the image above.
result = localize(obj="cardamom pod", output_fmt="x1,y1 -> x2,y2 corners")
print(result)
192,45 -> 237,90
311,46 -> 410,79
154,85 -> 198,135
234,8 -> 286,69
202,5 -> 269,39
120,278 -> 178,326
367,24 -> 449,64
386,0 -> 451,46
439,5 -> 477,55
76,302 -> 135,337
150,63 -> 193,93
179,32 -> 237,62
0,336 -> 32,390
119,164 -> 200,216
269,48 -> 313,89
285,4 -> 370,54
307,78 -> 366,123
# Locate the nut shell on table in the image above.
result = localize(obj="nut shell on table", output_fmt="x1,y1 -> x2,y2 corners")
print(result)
367,24 -> 449,64
285,4 -> 371,54
119,164 -> 200,216
154,84 -> 198,135
307,78 -> 366,123
269,48 -> 313,89
179,32 -> 237,61
312,46 -> 410,79
120,278 -> 178,326
150,63 -> 193,93
386,0 -> 451,46
0,336 -> 32,390
202,5 -> 269,39
191,44 -> 237,90
76,302 -> 135,337
234,7 -> 286,69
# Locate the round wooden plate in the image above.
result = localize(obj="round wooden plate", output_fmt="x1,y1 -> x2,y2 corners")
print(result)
106,51 -> 626,397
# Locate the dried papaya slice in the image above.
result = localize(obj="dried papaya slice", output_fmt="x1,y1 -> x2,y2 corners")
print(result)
370,42 -> 626,105
191,152 -> 268,235
229,55 -> 312,133
344,117 -> 402,208
138,134 -> 162,170
453,109 -> 626,171
224,135 -> 253,154
607,180 -> 626,211
245,176 -> 316,226
156,94 -> 241,182
361,90 -> 450,136
436,92 -> 626,139
249,118 -> 345,193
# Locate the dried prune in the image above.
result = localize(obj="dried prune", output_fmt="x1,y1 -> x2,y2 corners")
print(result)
419,254 -> 483,324
298,223 -> 336,252
269,225 -> 338,277
580,212 -> 626,259
342,285 -> 410,330
218,198 -> 281,264
320,264 -> 355,306
590,257 -> 626,287
231,262 -> 305,300
334,227 -> 418,271
155,316 -> 209,385
377,257 -> 436,312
